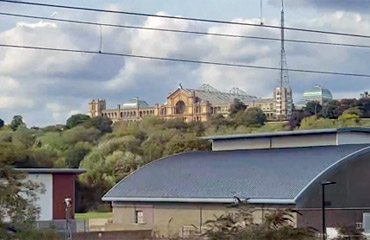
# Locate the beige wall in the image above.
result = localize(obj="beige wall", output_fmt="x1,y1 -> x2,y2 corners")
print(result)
110,203 -> 297,238
212,133 -> 337,151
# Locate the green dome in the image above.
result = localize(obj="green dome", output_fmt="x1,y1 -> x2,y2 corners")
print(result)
303,85 -> 333,104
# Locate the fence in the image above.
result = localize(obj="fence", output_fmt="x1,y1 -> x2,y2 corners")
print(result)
36,219 -> 88,233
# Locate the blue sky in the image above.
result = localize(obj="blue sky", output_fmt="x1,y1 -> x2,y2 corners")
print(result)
0,0 -> 369,126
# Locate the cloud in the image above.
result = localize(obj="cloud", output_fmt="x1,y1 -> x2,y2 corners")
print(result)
0,9 -> 369,126
269,0 -> 370,13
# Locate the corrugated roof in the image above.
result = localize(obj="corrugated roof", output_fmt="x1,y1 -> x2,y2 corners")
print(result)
182,88 -> 260,105
201,128 -> 370,140
103,144 -> 370,204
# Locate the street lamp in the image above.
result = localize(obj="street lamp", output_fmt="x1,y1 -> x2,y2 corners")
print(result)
321,180 -> 336,240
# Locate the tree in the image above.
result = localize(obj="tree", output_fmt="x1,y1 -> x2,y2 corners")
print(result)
337,109 -> 362,127
0,119 -> 4,129
358,98 -> 370,118
66,114 -> 90,129
289,110 -> 312,130
334,225 -> 366,240
229,98 -> 247,116
234,107 -> 266,127
321,100 -> 340,119
0,166 -> 60,239
203,204 -> 315,240
304,101 -> 322,116
164,133 -> 211,156
10,115 -> 25,131
360,91 -> 369,99
83,116 -> 112,134
299,116 -> 335,130
64,143 -> 91,168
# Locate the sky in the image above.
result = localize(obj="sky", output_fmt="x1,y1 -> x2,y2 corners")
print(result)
0,0 -> 370,126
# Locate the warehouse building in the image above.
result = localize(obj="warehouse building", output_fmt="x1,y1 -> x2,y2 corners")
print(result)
103,128 -> 370,237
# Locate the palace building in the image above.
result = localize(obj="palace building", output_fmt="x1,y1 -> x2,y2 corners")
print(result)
88,84 -> 284,123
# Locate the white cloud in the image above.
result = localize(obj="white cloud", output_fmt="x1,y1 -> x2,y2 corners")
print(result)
0,9 -> 369,126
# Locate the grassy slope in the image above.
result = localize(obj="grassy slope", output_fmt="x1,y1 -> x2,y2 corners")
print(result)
75,212 -> 112,220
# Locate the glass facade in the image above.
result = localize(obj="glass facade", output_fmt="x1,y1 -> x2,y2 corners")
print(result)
303,85 -> 333,105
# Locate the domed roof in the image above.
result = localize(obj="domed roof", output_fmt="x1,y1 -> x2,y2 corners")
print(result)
304,85 -> 333,103
122,98 -> 149,109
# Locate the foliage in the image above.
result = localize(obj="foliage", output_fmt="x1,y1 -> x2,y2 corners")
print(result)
299,116 -> 336,130
203,205 -> 315,240
229,98 -> 247,116
304,101 -> 322,115
0,119 -> 4,129
289,110 -> 312,130
334,225 -> 366,240
0,165 -> 60,239
1,97 -> 369,213
83,116 -> 112,134
10,115 -> 25,131
360,91 -> 369,99
66,114 -> 90,129
234,107 -> 266,127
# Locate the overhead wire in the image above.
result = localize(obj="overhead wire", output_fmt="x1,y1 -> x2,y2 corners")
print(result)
2,0 -> 370,39
1,12 -> 370,49
1,43 -> 370,78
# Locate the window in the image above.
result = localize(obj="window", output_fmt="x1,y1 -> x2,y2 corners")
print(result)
175,101 -> 186,114
135,210 -> 144,224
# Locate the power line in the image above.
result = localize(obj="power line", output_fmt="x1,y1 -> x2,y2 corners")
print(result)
1,43 -> 370,78
2,0 -> 370,40
2,12 -> 370,50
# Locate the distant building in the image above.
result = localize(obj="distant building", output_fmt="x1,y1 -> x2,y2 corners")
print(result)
294,85 -> 333,110
303,85 -> 333,105
274,86 -> 293,120
88,84 -> 279,123
102,128 -> 370,237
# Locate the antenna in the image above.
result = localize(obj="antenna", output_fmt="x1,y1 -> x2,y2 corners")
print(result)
260,0 -> 264,25
280,0 -> 290,89
98,25 -> 103,53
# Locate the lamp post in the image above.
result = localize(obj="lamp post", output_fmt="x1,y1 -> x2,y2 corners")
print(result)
321,180 -> 336,240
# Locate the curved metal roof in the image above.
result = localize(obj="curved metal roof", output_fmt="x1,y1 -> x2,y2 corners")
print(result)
103,144 -> 370,204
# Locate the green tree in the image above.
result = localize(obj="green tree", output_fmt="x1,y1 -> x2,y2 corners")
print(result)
299,116 -> 335,130
10,115 -> 25,131
0,166 -> 60,239
66,114 -> 90,129
62,126 -> 101,145
83,116 -> 112,134
0,119 -> 4,129
64,143 -> 91,168
360,91 -> 369,99
164,133 -> 211,156
337,108 -> 362,127
289,110 -> 312,130
321,100 -> 340,119
229,98 -> 247,116
235,107 -> 266,127
304,101 -> 322,116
